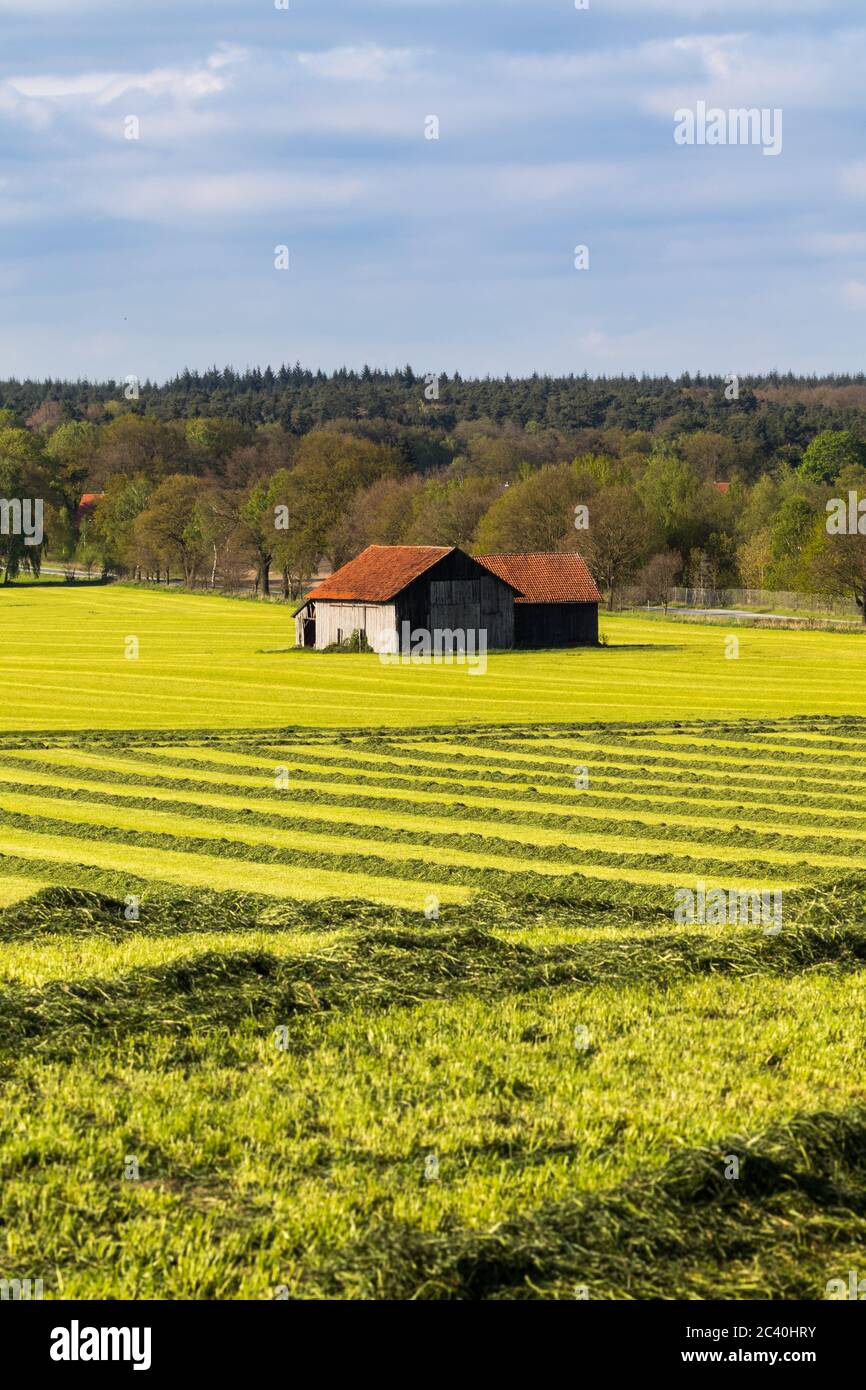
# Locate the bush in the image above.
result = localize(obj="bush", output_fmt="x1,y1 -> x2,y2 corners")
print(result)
323,628 -> 372,653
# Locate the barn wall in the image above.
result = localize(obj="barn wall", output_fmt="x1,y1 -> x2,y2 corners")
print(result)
397,551 -> 514,649
313,602 -> 397,650
514,602 -> 598,648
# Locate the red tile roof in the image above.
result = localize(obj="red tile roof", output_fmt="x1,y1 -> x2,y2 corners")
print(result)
476,552 -> 601,604
714,481 -> 731,493
303,545 -> 453,603
73,492 -> 105,526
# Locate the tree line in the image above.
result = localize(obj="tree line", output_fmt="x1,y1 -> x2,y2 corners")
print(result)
1,379 -> 866,619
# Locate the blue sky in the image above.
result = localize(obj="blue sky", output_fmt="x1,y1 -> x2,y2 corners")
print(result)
1,0 -> 866,381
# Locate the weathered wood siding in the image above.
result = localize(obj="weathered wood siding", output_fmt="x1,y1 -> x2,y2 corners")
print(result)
296,601 -> 397,650
396,550 -> 514,650
297,551 -> 516,652
318,601 -> 397,650
513,602 -> 598,648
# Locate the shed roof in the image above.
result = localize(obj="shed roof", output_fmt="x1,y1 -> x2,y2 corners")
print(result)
300,545 -> 454,604
476,552 -> 601,604
74,492 -> 105,525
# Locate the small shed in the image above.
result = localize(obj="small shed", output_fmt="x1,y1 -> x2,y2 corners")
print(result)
294,545 -> 518,651
475,552 -> 601,647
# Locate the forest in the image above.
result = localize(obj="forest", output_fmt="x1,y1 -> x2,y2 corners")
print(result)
1,367 -> 866,614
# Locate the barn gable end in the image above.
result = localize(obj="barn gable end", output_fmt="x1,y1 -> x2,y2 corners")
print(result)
294,545 -> 516,651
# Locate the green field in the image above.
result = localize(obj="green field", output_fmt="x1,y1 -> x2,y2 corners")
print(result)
2,586 -> 866,1299
2,584 -> 866,730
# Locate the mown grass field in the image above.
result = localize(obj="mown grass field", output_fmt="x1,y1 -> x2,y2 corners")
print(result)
1,586 -> 866,1300
2,584 -> 866,729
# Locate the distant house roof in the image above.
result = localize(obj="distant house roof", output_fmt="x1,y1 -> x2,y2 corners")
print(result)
476,552 -> 602,604
74,492 -> 105,526
301,545 -> 454,604
714,481 -> 731,493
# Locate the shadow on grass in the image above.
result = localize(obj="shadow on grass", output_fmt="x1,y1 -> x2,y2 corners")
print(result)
1,578 -> 109,589
259,643 -> 685,656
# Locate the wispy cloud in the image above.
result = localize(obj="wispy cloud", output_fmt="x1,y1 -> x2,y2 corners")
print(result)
94,170 -> 367,221
297,45 -> 420,82
6,45 -> 246,108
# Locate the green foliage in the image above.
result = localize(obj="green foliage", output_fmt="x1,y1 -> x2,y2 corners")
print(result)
473,464 -> 585,552
90,474 -> 154,574
132,475 -> 208,583
185,416 -> 249,460
284,430 -> 406,566
767,494 -> 817,589
800,429 -> 866,484
0,426 -> 42,467
0,455 -> 46,582
324,629 -> 373,653
43,421 -> 98,499
637,453 -> 702,552
6,372 -> 866,598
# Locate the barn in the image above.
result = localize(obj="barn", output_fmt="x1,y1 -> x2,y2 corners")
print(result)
293,545 -> 518,652
475,552 -> 601,647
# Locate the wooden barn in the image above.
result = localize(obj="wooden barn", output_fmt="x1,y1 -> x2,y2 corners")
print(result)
476,552 -> 601,647
294,545 -> 518,652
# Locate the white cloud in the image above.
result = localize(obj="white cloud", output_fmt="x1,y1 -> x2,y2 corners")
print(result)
841,279 -> 866,307
9,74 -> 117,100
91,171 -> 367,221
0,83 -> 52,130
506,30 -> 866,117
663,31 -> 866,117
297,45 -> 419,82
6,46 -> 245,108
575,326 -> 660,363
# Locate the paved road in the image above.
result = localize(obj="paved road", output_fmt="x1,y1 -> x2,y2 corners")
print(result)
665,607 -> 860,626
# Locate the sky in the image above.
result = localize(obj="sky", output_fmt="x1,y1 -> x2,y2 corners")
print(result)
1,0 -> 866,382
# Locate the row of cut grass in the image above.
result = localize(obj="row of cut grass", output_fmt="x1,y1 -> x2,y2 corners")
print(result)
4,745 -> 862,854
0,825 -> 472,910
0,768 -> 829,878
2,963 -> 865,1297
